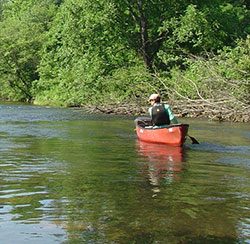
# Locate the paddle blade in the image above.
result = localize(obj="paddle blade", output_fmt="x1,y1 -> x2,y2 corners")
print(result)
188,135 -> 199,144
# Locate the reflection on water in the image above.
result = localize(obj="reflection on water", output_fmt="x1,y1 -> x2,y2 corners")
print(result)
136,141 -> 185,195
0,104 -> 249,243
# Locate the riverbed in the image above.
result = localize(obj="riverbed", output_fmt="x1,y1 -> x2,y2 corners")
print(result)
0,103 -> 249,243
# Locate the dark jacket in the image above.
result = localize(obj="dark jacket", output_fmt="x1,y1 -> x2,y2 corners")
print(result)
151,104 -> 170,126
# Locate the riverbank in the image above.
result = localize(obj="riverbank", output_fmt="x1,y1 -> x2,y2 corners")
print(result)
1,99 -> 249,122
80,99 -> 250,123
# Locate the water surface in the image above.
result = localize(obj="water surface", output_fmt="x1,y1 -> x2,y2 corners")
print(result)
0,104 -> 249,243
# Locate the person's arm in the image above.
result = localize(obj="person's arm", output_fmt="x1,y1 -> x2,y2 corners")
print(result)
164,104 -> 179,124
170,116 -> 179,124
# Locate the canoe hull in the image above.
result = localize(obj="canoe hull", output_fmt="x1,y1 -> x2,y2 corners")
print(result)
135,118 -> 189,146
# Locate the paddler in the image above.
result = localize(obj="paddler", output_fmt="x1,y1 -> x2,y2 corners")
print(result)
148,93 -> 179,126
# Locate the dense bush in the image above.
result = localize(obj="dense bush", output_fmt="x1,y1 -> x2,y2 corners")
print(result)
0,0 -> 249,110
0,0 -> 56,101
157,36 -> 249,107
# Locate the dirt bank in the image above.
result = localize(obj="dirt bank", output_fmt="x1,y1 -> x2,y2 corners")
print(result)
81,99 -> 250,123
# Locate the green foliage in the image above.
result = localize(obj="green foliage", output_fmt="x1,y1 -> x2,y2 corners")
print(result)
0,0 -> 57,101
35,0 -> 147,106
216,36 -> 250,103
0,0 -> 249,108
95,64 -> 155,104
157,2 -> 249,70
161,36 -> 250,104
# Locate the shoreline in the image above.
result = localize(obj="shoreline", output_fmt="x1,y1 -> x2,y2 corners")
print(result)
1,100 -> 249,122
80,101 -> 250,123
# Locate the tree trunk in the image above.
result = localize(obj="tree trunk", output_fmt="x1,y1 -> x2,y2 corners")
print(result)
137,0 -> 152,70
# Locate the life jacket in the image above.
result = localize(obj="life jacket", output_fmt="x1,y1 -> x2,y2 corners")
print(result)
151,104 -> 170,126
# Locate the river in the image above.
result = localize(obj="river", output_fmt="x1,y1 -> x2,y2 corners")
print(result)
0,103 -> 249,243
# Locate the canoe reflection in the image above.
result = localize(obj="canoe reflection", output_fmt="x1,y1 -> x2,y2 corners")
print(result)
137,140 -> 185,193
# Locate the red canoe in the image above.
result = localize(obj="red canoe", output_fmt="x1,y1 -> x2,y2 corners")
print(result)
135,117 -> 189,146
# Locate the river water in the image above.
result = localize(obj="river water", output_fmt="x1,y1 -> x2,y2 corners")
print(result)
0,103 -> 249,243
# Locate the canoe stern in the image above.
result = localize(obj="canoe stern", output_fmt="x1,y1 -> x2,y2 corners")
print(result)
135,120 -> 189,146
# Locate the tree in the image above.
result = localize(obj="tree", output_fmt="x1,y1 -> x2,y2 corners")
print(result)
114,0 -> 188,70
36,0 -> 149,106
157,2 -> 249,71
0,0 -> 248,107
0,0 -> 57,101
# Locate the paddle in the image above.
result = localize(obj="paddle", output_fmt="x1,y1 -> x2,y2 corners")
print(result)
187,134 -> 199,144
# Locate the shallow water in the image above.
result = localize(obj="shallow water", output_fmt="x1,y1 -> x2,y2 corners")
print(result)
0,103 -> 249,243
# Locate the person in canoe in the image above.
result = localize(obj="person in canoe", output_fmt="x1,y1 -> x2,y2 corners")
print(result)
148,93 -> 179,126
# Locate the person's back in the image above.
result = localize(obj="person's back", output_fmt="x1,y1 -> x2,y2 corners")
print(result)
148,93 -> 179,126
151,103 -> 170,126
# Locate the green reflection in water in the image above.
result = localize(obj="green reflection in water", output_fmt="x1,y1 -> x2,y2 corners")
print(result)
0,106 -> 249,243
